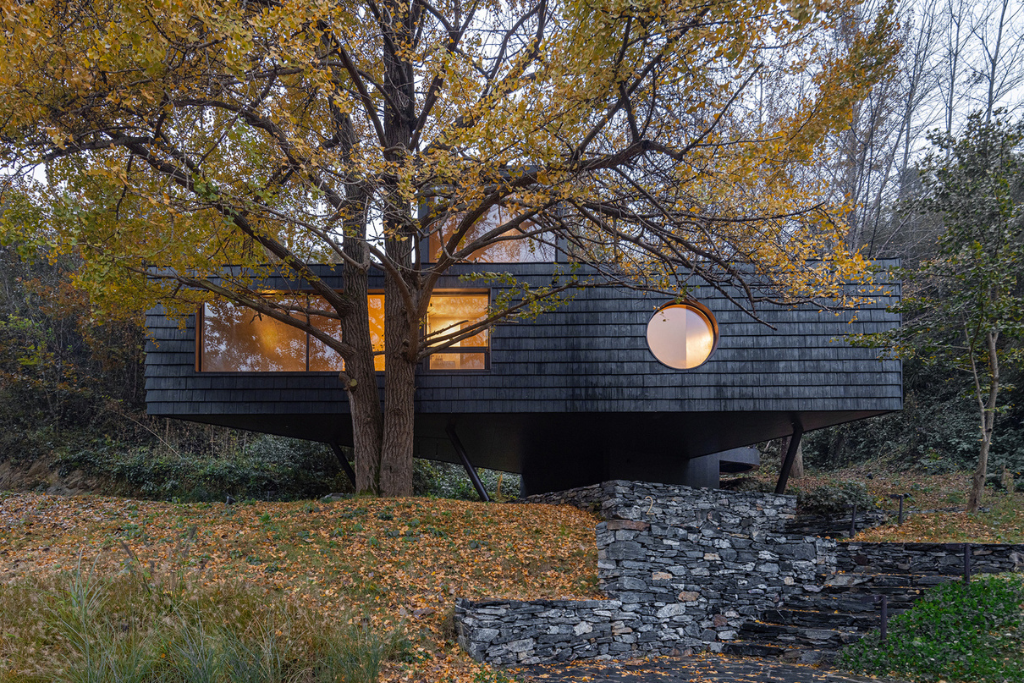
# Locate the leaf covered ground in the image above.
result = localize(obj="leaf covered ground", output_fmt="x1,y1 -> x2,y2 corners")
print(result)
0,492 -> 600,681
740,468 -> 1024,544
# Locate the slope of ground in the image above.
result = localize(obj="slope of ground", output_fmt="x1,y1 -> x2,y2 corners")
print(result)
738,468 -> 1024,543
0,492 -> 599,681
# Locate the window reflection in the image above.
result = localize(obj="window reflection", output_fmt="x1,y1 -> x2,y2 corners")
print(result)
201,299 -> 307,372
429,205 -> 555,263
201,292 -> 491,372
426,293 -> 489,370
307,294 -> 385,372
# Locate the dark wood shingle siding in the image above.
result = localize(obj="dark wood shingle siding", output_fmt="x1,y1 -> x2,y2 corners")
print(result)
145,263 -> 901,417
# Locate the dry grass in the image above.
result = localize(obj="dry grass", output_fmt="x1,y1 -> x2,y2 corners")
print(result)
0,492 -> 600,682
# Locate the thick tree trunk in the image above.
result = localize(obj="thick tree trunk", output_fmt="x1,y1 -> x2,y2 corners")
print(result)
341,261 -> 384,494
380,248 -> 417,497
340,184 -> 384,494
380,352 -> 416,497
376,4 -> 419,497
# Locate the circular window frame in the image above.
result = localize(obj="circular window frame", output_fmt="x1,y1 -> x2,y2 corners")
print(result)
645,300 -> 720,370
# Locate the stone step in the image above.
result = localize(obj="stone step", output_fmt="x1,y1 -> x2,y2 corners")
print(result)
758,608 -> 899,630
719,641 -> 790,658
738,620 -> 866,649
726,570 -> 956,663
786,593 -> 918,612
721,641 -> 838,666
823,572 -> 956,590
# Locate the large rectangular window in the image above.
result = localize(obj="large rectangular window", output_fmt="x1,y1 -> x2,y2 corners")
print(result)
200,294 -> 372,373
425,293 -> 489,370
200,298 -> 308,372
200,292 -> 488,372
428,205 -> 555,263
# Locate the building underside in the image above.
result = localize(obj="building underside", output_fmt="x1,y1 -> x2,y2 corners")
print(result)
170,408 -> 890,494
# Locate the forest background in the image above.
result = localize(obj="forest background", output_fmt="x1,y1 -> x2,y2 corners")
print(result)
0,0 -> 1023,503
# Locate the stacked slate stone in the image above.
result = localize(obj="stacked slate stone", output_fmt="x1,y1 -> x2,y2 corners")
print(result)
838,542 -> 1024,574
457,481 -> 836,666
784,510 -> 888,538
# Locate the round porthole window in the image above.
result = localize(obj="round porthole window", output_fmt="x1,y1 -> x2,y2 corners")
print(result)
646,302 -> 718,369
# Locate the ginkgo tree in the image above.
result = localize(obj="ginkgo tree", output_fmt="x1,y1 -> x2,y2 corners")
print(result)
0,0 -> 898,496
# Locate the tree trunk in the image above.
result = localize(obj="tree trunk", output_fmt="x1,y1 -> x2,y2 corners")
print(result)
778,436 -> 804,479
968,330 -> 1000,512
376,4 -> 418,497
340,185 -> 384,495
791,442 -> 804,479
341,262 -> 384,495
380,263 -> 417,497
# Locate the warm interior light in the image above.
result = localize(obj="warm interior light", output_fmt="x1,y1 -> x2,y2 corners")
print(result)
426,293 -> 488,370
429,205 -> 555,263
645,303 -> 717,370
308,294 -> 385,372
202,299 -> 306,372
202,292 -> 491,372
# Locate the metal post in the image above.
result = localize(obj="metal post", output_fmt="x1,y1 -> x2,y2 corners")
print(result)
446,418 -> 491,502
964,544 -> 972,584
329,442 -> 358,489
898,495 -> 904,525
880,595 -> 888,642
774,421 -> 804,495
850,504 -> 858,538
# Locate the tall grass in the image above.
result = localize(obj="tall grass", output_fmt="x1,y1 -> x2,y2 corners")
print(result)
0,557 -> 408,683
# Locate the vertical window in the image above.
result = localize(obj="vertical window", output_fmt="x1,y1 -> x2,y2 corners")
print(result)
368,293 -> 385,372
426,293 -> 489,370
428,205 -> 555,263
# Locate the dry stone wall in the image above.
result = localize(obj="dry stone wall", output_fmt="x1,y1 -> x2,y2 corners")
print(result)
457,481 -> 836,665
838,541 -> 1024,574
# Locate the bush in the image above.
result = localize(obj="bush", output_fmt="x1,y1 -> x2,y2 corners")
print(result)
55,434 -> 351,502
797,481 -> 878,517
413,460 -> 520,501
839,574 -> 1024,683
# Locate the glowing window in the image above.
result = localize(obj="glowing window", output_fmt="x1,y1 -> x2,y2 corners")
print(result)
201,298 -> 307,372
308,294 -> 385,372
201,294 -> 384,372
645,303 -> 718,370
428,205 -> 555,263
426,293 -> 489,370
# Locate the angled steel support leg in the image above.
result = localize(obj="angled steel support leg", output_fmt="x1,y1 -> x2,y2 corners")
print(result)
775,421 -> 804,495
446,418 -> 491,502
329,442 -> 358,489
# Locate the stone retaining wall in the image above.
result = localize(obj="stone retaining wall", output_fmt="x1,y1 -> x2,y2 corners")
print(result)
523,480 -> 796,534
458,482 -> 834,665
838,542 -> 1024,574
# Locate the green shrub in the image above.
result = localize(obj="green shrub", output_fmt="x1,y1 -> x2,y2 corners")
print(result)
839,574 -> 1024,683
54,434 -> 351,502
413,460 -> 520,501
797,480 -> 878,517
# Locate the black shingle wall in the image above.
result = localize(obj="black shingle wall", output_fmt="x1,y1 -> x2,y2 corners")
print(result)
145,263 -> 902,418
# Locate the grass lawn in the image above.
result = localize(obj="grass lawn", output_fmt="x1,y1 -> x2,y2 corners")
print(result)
0,492 -> 600,682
